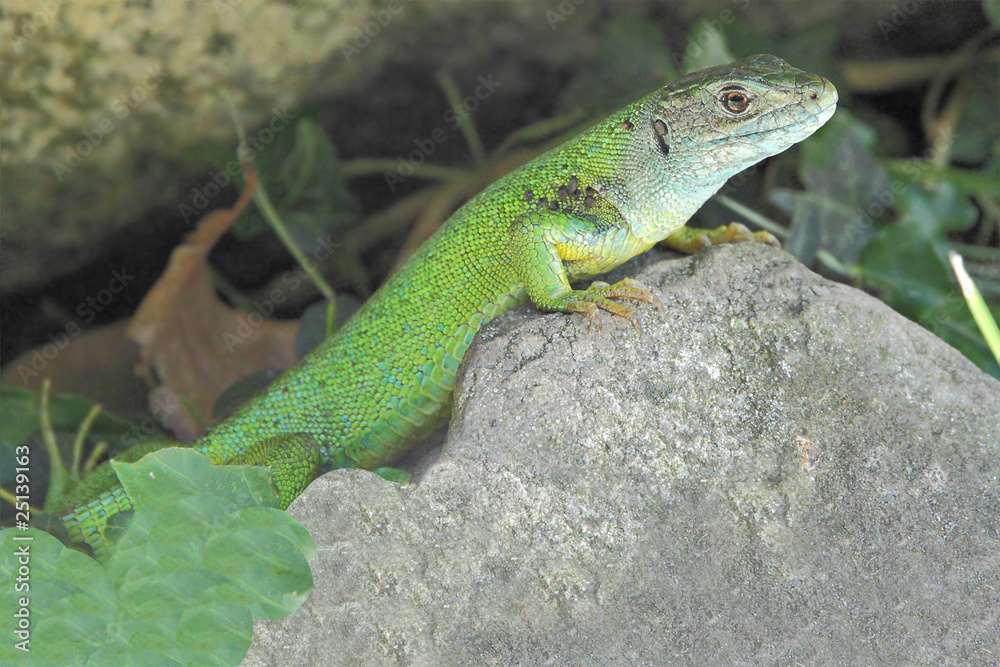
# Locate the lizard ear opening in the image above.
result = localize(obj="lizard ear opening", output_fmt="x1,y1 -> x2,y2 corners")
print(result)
652,118 -> 670,157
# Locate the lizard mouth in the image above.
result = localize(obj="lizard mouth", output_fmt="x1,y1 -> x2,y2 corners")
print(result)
724,104 -> 835,141
754,94 -> 838,139
806,98 -> 839,122
804,100 -> 838,124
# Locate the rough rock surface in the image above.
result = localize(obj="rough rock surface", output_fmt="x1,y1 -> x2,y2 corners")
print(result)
3,0 -> 365,288
245,244 -> 1000,665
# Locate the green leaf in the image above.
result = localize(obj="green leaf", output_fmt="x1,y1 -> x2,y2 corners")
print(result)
884,159 -> 1000,201
0,386 -> 154,460
234,118 -> 360,247
110,448 -> 280,519
1,448 -> 315,663
777,111 -> 892,265
202,511 -> 314,619
0,528 -> 118,664
859,222 -> 952,319
858,180 -> 999,377
174,602 -> 252,665
53,440 -> 176,512
1,385 -> 168,516
892,179 -> 978,235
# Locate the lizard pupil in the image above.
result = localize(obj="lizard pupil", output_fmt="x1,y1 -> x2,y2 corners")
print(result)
722,91 -> 749,113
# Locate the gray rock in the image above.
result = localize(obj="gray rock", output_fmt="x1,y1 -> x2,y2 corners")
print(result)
246,244 -> 1000,665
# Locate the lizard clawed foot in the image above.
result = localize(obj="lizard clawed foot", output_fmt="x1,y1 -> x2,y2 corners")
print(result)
663,222 -> 781,254
563,277 -> 661,335
709,222 -> 781,248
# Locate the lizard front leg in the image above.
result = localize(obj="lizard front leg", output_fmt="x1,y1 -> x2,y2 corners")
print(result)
508,210 -> 661,333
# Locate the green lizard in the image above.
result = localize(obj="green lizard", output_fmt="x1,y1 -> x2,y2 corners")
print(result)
60,54 -> 837,557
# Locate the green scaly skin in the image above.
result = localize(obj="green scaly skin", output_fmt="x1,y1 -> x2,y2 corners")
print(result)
61,55 -> 837,557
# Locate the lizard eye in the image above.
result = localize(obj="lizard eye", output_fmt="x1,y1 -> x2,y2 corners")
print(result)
720,87 -> 750,114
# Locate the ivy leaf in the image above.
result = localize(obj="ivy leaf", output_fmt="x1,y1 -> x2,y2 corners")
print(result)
234,118 -> 360,249
1,448 -> 316,665
776,111 -> 892,265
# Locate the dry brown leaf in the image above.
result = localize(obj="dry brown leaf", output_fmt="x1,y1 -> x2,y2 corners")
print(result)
0,321 -> 150,425
126,168 -> 298,441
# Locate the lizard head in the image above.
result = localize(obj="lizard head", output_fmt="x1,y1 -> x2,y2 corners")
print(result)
648,54 -> 838,187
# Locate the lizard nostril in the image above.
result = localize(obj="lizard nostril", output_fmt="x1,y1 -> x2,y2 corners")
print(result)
809,90 -> 818,100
